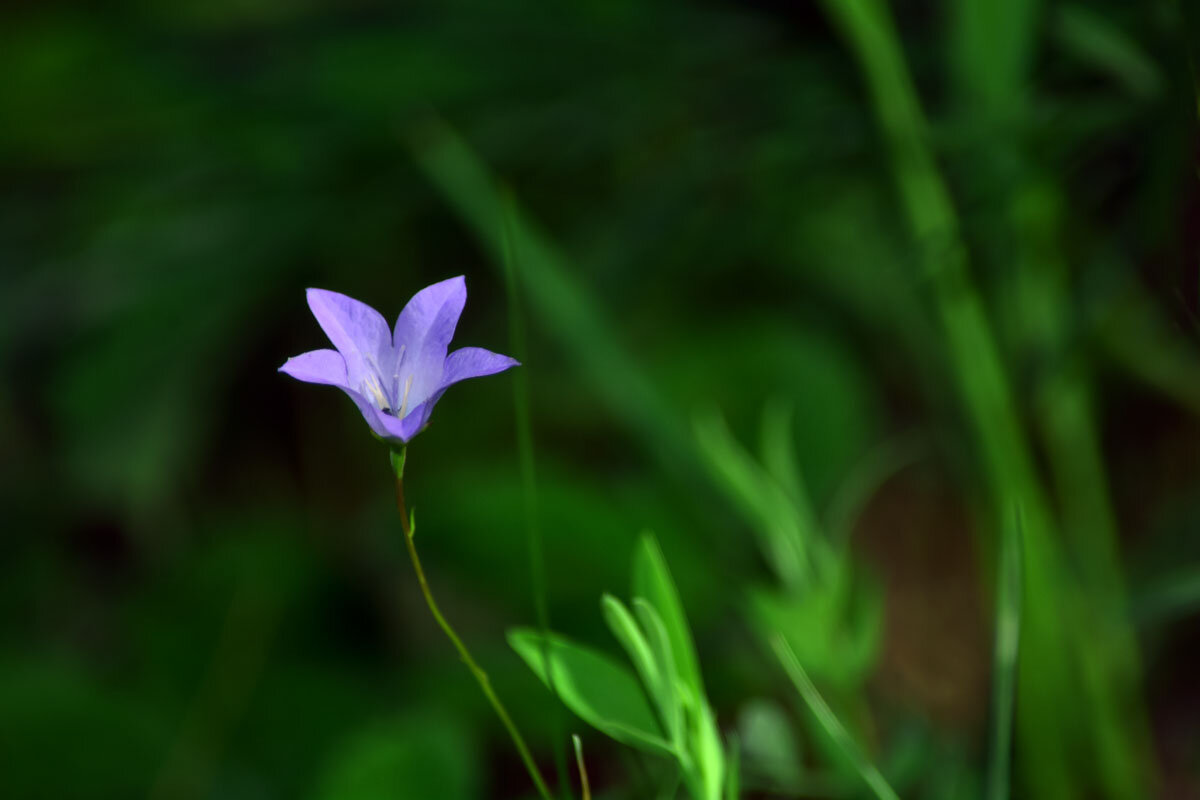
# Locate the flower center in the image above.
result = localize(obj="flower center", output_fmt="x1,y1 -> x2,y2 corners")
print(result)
362,372 -> 392,413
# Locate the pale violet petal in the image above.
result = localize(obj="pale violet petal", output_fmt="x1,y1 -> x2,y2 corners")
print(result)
397,397 -> 439,441
439,347 -> 521,388
342,387 -> 411,442
307,289 -> 395,406
279,349 -> 349,388
392,276 -> 467,408
390,347 -> 519,440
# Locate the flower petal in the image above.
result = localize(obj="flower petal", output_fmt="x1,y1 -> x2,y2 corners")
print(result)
439,347 -> 521,388
342,386 -> 412,442
392,276 -> 467,407
278,349 -> 349,388
396,398 -> 438,441
388,347 -> 519,440
307,289 -> 394,403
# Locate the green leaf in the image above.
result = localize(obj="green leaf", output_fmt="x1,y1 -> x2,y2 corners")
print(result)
601,594 -> 669,733
692,412 -> 814,590
632,533 -> 703,698
508,628 -> 672,755
748,558 -> 882,692
692,700 -> 726,800
630,598 -> 683,744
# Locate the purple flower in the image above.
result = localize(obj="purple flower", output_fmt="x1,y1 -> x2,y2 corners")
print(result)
280,276 -> 519,444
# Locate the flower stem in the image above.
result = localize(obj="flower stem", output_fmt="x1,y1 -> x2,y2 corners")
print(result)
392,460 -> 552,800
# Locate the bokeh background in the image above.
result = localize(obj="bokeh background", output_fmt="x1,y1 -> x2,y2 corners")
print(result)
2,1 -> 1198,798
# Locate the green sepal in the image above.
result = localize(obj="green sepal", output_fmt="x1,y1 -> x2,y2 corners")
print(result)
389,446 -> 407,480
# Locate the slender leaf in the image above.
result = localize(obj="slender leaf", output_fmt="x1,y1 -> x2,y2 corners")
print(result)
1134,566 -> 1200,626
407,118 -> 696,481
632,534 -> 704,698
630,598 -> 684,747
572,735 -> 591,800
693,412 -> 812,590
691,700 -> 726,800
508,628 -> 672,755
987,508 -> 1024,800
601,595 -> 671,738
772,636 -> 899,800
1054,5 -> 1161,99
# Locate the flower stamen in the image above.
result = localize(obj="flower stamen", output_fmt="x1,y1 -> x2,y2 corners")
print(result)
398,374 -> 414,418
362,372 -> 391,412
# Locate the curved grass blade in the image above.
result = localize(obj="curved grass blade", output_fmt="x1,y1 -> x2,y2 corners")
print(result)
601,595 -> 671,738
572,735 -> 591,800
771,635 -> 899,800
501,192 -> 571,799
632,534 -> 703,698
987,507 -> 1024,800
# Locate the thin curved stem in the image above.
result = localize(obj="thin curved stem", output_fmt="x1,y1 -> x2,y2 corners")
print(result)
393,465 -> 552,800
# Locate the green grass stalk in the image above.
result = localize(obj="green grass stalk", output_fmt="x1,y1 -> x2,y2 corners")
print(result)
812,0 -> 1111,795
986,509 -> 1023,800
501,192 -> 571,798
772,636 -> 899,800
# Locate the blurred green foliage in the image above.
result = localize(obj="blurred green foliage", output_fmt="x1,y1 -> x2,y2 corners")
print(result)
1,0 -> 1199,798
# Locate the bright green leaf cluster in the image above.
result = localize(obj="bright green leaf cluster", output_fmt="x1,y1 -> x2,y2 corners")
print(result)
510,533 -> 726,800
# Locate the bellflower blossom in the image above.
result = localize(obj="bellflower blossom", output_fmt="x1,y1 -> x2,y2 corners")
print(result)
280,276 -> 519,444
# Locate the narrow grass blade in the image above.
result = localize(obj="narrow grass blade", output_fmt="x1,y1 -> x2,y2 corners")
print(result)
816,0 -> 1149,795
501,192 -> 571,799
632,534 -> 703,699
771,635 -> 899,800
601,594 -> 673,741
573,735 -> 591,800
1053,5 -> 1161,99
407,118 -> 696,482
1134,565 -> 1200,627
987,508 -> 1024,800
693,409 -> 813,590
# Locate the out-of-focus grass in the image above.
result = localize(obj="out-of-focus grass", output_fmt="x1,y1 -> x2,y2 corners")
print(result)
0,1 -> 1197,798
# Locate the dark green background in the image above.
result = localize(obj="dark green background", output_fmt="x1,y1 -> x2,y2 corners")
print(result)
1,1 -> 1198,798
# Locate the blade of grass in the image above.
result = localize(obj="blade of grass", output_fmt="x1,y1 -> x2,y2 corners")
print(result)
758,399 -> 811,523
1133,565 -> 1200,626
406,118 -> 695,483
948,0 -> 1039,124
946,0 -> 1153,792
823,432 -> 924,548
987,507 -> 1024,800
573,735 -> 591,800
1053,5 -> 1162,99
771,635 -> 899,800
501,194 -> 571,799
693,409 -> 816,590
816,1 -> 1149,795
